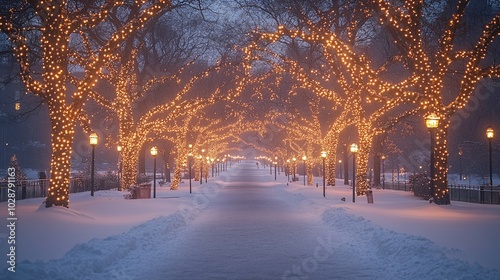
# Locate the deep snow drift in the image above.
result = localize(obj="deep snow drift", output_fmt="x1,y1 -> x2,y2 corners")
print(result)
1,161 -> 499,279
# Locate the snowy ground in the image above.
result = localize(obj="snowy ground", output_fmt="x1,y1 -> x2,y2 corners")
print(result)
1,161 -> 499,279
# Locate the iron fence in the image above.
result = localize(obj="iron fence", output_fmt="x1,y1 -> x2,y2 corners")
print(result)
0,177 -> 119,202
375,180 -> 500,205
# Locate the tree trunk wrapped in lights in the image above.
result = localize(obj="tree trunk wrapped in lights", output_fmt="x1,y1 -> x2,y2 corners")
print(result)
432,118 -> 451,205
194,160 -> 200,181
307,161 -> 314,186
355,120 -> 375,196
171,155 -> 185,190
326,153 -> 337,186
120,143 -> 141,191
46,108 -> 76,207
1,1 -> 174,207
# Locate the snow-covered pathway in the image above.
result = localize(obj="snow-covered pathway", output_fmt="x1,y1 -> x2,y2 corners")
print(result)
144,162 -> 338,279
3,161 -> 500,279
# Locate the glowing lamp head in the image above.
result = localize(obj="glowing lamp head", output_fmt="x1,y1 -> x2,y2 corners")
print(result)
201,149 -> 205,153
117,145 -> 122,152
188,144 -> 193,149
150,146 -> 158,157
321,151 -> 327,158
486,127 -> 494,139
381,155 -> 386,160
292,157 -> 296,162
425,113 -> 440,129
350,143 -> 358,153
89,133 -> 98,146
286,159 -> 290,163
302,155 -> 307,161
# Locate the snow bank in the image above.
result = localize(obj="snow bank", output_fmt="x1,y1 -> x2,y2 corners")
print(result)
3,212 -> 189,280
321,207 -> 500,279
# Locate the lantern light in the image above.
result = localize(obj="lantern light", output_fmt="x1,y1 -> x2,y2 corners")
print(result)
425,113 -> 440,129
486,127 -> 494,139
150,146 -> 158,157
350,143 -> 358,153
89,133 -> 98,146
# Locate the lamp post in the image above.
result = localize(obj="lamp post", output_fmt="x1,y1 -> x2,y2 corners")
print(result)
89,133 -> 98,197
205,156 -> 209,183
200,149 -> 205,185
321,151 -> 327,197
425,113 -> 440,201
117,145 -> 122,191
270,159 -> 272,175
188,144 -> 193,194
292,157 -> 297,182
274,161 -> 277,180
487,126 -> 494,203
381,155 -> 386,190
338,160 -> 342,179
286,159 -> 290,182
458,148 -> 463,180
275,156 -> 279,175
150,146 -> 158,198
302,156 -> 307,186
350,143 -> 358,203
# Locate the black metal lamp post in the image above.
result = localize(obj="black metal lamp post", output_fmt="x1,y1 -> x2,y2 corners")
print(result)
302,155 -> 307,186
205,156 -> 209,183
212,158 -> 215,177
350,143 -> 358,203
292,157 -> 296,182
150,146 -> 158,198
321,151 -> 327,197
458,147 -> 463,180
487,126 -> 494,202
274,161 -> 277,180
89,132 -> 98,197
381,155 -> 386,190
425,113 -> 440,201
205,156 -> 209,184
117,145 -> 122,191
286,159 -> 290,182
338,160 -> 342,179
200,149 -> 205,185
188,144 -> 193,194
275,156 -> 279,175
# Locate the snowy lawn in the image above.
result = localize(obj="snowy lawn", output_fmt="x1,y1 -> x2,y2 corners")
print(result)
0,162 -> 499,279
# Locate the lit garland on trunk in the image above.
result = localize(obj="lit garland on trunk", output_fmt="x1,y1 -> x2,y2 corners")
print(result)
370,0 -> 500,204
0,0 -> 173,207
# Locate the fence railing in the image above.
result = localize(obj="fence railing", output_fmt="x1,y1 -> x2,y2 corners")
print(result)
379,181 -> 410,192
0,177 -> 120,203
376,180 -> 500,205
448,184 -> 500,204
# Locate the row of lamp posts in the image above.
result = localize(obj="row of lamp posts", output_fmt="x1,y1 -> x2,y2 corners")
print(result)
280,145 -> 359,202
90,120 -> 494,203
